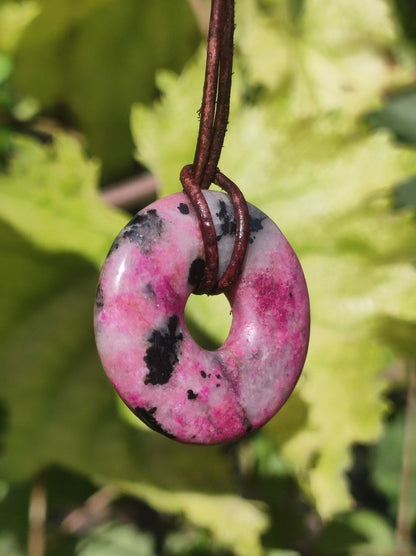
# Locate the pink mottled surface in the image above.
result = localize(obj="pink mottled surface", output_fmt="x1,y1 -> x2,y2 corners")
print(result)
94,191 -> 310,444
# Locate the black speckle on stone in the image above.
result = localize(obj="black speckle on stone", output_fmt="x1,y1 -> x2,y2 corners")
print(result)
95,282 -> 104,308
187,389 -> 198,400
122,209 -> 163,254
188,258 -> 206,287
216,200 -> 236,239
144,283 -> 156,298
178,203 -> 190,215
216,374 -> 221,379
248,213 -> 267,244
249,214 -> 265,233
216,384 -> 221,388
144,315 -> 183,385
200,370 -> 207,378
217,200 -> 227,220
289,291 -> 293,298
133,406 -> 175,439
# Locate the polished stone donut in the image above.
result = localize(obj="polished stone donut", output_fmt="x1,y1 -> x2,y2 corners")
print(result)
94,191 -> 310,444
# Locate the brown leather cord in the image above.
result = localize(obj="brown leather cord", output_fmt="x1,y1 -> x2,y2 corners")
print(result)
180,0 -> 250,294
200,2 -> 234,189
213,171 -> 250,290
180,165 -> 219,294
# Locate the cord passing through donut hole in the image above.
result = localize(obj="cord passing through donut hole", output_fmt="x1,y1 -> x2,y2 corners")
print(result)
180,165 -> 250,295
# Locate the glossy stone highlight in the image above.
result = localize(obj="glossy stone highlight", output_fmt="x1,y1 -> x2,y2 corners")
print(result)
94,191 -> 310,444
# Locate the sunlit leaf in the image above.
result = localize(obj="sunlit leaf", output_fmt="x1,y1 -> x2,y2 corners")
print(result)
236,0 -> 413,118
0,1 -> 39,53
0,135 -> 126,267
117,481 -> 269,556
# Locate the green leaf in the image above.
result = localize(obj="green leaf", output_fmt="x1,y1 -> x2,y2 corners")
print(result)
370,410 -> 416,518
265,551 -> 300,556
312,510 -> 395,555
393,176 -> 416,210
0,126 -> 11,165
0,134 -> 126,268
394,0 -> 416,43
131,52 -> 276,200
117,481 -> 269,556
236,0 -> 413,118
76,523 -> 153,556
0,52 -> 12,84
367,89 -> 416,145
376,316 -> 416,358
0,481 -> 30,555
165,528 -> 234,556
245,434 -> 309,550
288,0 -> 305,23
131,60 -> 205,194
0,533 -> 24,556
13,0 -> 200,180
0,1 -> 40,53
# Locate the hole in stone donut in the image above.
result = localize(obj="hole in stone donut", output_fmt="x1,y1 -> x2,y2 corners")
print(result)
184,293 -> 232,351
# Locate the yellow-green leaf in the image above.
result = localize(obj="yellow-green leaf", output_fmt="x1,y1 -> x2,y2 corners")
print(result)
0,135 -> 126,268
117,482 -> 269,556
236,0 -> 413,118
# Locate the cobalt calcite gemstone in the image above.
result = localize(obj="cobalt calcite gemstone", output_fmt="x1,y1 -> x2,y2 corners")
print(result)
94,190 -> 310,444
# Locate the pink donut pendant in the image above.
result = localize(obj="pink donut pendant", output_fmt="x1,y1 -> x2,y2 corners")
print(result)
94,191 -> 310,444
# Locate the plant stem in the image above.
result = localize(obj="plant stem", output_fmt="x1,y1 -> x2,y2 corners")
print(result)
101,173 -> 158,211
27,478 -> 47,556
188,0 -> 211,35
61,486 -> 116,534
395,359 -> 416,556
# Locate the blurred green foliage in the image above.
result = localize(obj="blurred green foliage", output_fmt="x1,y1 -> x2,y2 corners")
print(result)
0,0 -> 415,555
394,0 -> 416,43
11,0 -> 200,182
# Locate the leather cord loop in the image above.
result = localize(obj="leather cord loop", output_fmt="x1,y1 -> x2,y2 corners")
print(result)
181,0 -> 249,294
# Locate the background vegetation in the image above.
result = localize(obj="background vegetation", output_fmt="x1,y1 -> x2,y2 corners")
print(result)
0,0 -> 415,554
